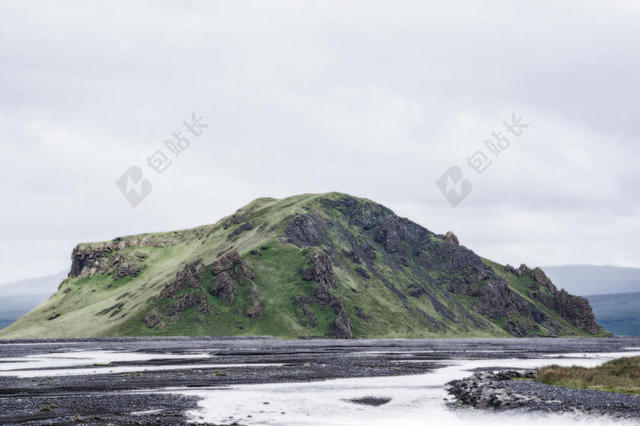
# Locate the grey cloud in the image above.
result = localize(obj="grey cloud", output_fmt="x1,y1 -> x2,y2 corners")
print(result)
0,0 -> 638,282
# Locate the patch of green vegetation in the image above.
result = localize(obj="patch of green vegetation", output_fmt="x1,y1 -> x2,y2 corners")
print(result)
537,356 -> 640,394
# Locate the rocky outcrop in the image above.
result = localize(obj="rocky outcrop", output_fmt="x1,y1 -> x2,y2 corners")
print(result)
301,249 -> 338,304
143,308 -> 163,328
207,251 -> 265,318
293,294 -> 319,328
300,249 -> 353,338
285,214 -> 323,246
334,309 -> 354,339
508,265 -> 604,334
227,222 -> 253,240
145,252 -> 267,329
444,231 -> 459,246
69,245 -> 115,277
355,267 -> 370,279
447,370 -> 536,409
447,370 -> 640,420
69,244 -> 144,280
158,262 -> 205,299
145,262 -> 211,328
245,286 -> 266,319
110,253 -> 142,280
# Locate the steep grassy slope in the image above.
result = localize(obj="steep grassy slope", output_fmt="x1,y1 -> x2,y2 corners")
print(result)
0,193 -> 607,339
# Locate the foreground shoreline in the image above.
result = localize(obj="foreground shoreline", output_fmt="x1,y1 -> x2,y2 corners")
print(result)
0,337 -> 639,425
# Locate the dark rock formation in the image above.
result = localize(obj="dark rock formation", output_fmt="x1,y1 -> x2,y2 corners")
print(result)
301,249 -> 338,304
408,283 -> 427,297
343,250 -> 361,264
355,267 -> 370,279
301,249 -> 353,338
447,370 -> 537,409
227,222 -> 253,240
444,231 -> 459,246
285,214 -> 322,246
110,253 -> 142,280
145,262 -> 211,327
143,308 -> 163,328
158,262 -> 206,299
447,370 -> 640,420
507,265 -> 604,334
334,309 -> 354,339
293,294 -> 318,327
348,396 -> 391,406
145,252 -> 267,329
207,251 -> 265,318
69,244 -> 144,281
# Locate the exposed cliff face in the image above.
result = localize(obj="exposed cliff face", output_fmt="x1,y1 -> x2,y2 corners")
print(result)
1,192 -> 606,339
300,249 -> 352,338
507,265 -> 602,334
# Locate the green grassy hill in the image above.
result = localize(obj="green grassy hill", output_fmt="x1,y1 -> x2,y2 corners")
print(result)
0,193 -> 607,339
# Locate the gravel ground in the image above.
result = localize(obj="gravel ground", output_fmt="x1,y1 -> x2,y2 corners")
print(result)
1,336 -> 639,425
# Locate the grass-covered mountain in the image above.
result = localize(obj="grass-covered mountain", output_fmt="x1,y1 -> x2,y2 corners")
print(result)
0,193 -> 607,339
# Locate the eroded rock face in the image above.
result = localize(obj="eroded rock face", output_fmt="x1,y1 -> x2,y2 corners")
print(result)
300,249 -> 353,338
69,245 -> 144,280
143,308 -> 163,328
158,262 -> 205,299
521,266 -> 603,334
444,231 -> 459,246
207,251 -> 265,318
301,250 -> 337,304
145,252 -> 266,329
209,270 -> 238,305
334,309 -> 354,339
293,294 -> 318,328
227,222 -> 254,240
285,214 -> 322,246
147,262 -> 211,327
413,239 -> 557,335
69,245 -> 114,277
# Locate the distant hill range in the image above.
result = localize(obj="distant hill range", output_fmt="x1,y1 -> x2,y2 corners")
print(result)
1,193 -> 605,339
0,271 -> 67,330
584,292 -> 640,337
542,265 -> 640,336
542,265 -> 640,296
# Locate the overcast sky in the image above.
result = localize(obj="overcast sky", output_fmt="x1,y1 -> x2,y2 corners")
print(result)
1,0 -> 639,283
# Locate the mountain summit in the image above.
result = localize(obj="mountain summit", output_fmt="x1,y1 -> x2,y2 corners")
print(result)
0,193 -> 606,339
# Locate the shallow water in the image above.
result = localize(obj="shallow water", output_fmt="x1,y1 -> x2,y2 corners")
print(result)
0,350 -> 212,377
182,352 -> 640,426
